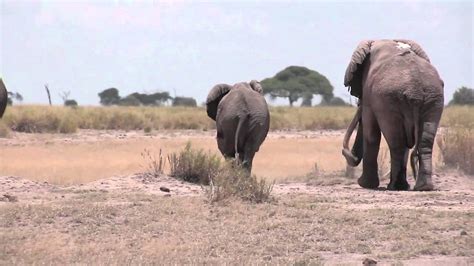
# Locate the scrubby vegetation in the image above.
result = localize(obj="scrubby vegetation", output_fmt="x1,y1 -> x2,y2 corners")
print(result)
1,105 -> 472,134
206,164 -> 274,203
168,142 -> 221,184
165,143 -> 273,203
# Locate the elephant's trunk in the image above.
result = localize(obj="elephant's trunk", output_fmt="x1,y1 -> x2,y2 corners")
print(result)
342,106 -> 362,166
0,79 -> 8,118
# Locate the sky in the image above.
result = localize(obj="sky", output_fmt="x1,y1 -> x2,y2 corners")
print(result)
0,0 -> 472,106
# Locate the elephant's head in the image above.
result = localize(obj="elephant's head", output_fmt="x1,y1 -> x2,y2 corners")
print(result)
0,78 -> 8,118
206,81 -> 264,121
344,39 -> 431,98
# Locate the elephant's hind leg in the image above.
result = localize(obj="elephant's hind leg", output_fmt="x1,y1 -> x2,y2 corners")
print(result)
376,109 -> 410,191
359,106 -> 381,189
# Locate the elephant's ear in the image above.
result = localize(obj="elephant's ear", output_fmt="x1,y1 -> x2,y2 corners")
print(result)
206,84 -> 232,121
394,39 -> 430,62
249,80 -> 263,94
344,40 -> 373,98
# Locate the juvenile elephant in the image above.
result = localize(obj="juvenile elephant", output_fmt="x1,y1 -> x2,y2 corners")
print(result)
206,80 -> 270,173
342,40 -> 444,191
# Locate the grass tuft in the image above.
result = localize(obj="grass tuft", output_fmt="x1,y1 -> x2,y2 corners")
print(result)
206,163 -> 274,203
141,149 -> 165,178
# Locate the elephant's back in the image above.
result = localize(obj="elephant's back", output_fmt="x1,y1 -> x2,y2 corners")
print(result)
368,43 -> 443,103
219,88 -> 269,133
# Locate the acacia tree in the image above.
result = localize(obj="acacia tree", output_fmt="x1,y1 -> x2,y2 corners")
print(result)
98,88 -> 121,106
261,66 -> 334,107
126,92 -> 172,106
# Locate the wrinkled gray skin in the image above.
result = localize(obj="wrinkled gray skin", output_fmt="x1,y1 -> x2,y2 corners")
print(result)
0,79 -> 8,118
206,80 -> 270,173
342,40 -> 444,191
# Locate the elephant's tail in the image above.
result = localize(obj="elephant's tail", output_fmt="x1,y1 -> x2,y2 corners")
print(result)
234,114 -> 248,161
410,106 -> 421,180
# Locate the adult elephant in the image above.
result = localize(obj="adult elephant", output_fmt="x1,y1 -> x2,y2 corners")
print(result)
0,78 -> 8,117
206,80 -> 270,173
342,40 -> 444,191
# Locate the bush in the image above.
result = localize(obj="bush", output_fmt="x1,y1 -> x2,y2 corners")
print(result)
206,163 -> 274,203
167,143 -> 273,203
438,127 -> 474,175
168,142 -> 221,184
64,99 -> 78,107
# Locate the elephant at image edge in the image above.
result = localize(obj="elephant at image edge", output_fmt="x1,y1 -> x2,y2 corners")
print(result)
342,39 -> 444,191
206,80 -> 270,173
0,79 -> 8,118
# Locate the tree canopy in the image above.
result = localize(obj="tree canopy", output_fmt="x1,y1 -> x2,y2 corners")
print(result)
127,92 -> 172,106
98,88 -> 173,106
449,86 -> 474,105
261,66 -> 334,107
98,88 -> 121,106
172,97 -> 197,107
7,91 -> 23,105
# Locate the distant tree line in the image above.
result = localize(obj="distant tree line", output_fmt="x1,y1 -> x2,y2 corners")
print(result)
98,88 -> 197,107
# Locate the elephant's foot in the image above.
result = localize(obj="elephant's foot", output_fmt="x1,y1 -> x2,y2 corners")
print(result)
387,178 -> 410,191
357,175 -> 379,189
413,177 -> 434,191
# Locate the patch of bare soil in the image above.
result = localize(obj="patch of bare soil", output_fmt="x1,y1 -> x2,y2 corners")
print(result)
1,169 -> 473,265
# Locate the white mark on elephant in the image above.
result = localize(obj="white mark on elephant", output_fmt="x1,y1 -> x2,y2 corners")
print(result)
396,42 -> 411,50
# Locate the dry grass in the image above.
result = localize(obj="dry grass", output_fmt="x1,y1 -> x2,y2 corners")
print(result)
140,148 -> 165,178
440,105 -> 474,128
0,191 -> 472,264
3,105 -> 472,133
438,127 -> 474,175
0,131 -> 353,184
0,130 -> 446,185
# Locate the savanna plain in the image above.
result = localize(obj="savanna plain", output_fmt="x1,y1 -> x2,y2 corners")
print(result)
0,106 -> 473,265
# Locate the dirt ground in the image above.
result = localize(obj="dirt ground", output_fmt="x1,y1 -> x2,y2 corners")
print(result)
0,130 -> 472,265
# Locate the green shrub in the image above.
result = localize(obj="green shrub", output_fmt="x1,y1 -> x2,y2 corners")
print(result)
167,143 -> 273,203
168,142 -> 221,184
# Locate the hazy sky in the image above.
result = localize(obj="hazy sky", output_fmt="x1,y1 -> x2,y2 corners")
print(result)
1,0 -> 472,106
